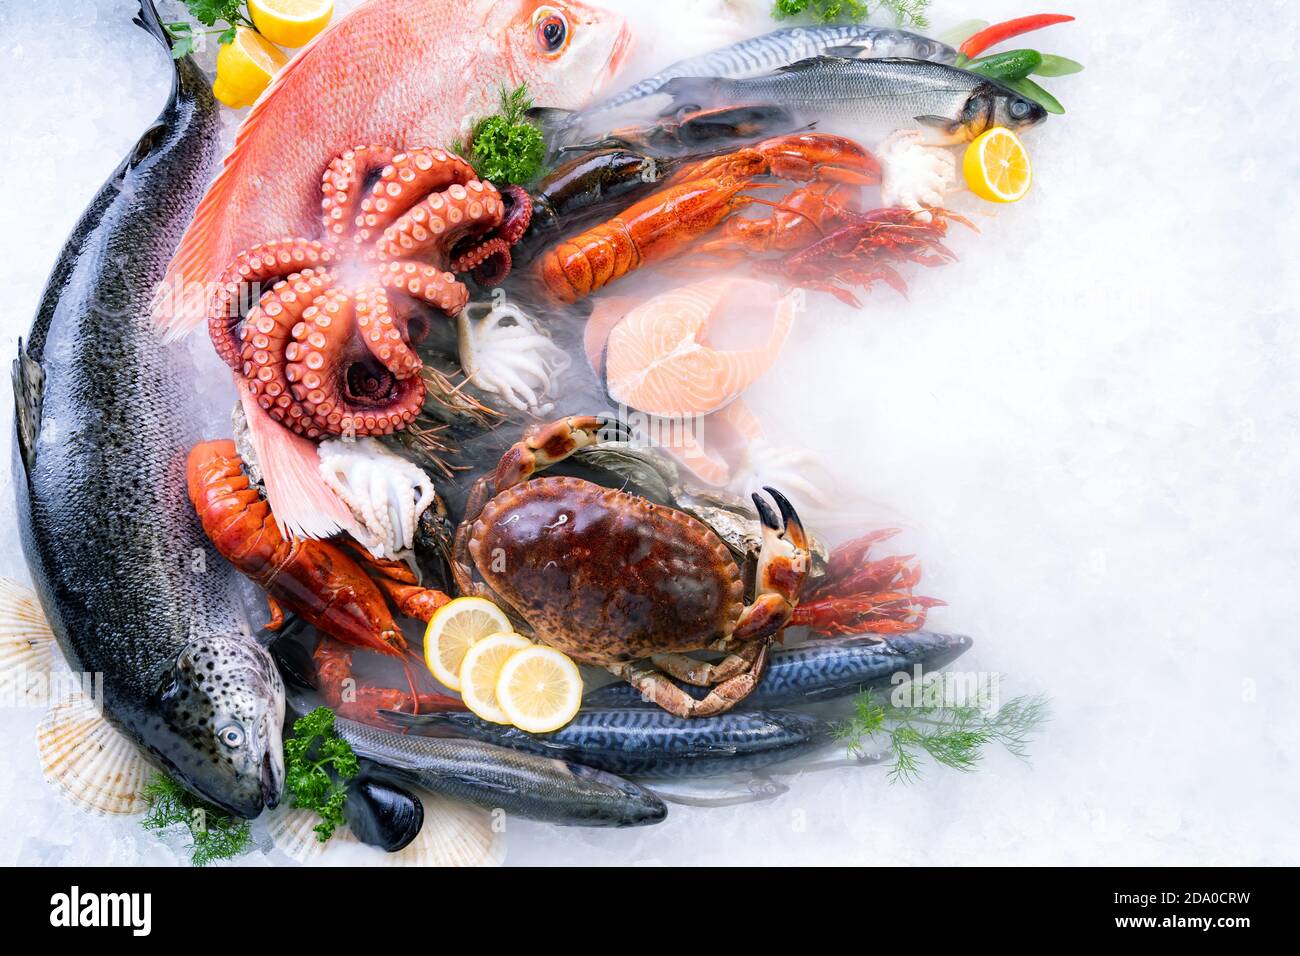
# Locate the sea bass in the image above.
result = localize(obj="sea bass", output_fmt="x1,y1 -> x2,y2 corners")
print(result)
155,0 -> 632,337
11,2 -> 285,819
576,23 -> 955,129
657,56 -> 1047,144
323,708 -> 667,827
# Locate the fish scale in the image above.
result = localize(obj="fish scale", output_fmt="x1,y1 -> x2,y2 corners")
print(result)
11,2 -> 285,819
588,24 -> 956,116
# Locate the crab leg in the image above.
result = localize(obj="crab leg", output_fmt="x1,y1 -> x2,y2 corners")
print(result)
611,643 -> 770,720
493,414 -> 633,492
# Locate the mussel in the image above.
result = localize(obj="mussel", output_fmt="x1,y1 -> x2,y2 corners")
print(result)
343,768 -> 425,853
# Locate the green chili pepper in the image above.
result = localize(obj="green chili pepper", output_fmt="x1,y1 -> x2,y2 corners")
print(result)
967,49 -> 1043,81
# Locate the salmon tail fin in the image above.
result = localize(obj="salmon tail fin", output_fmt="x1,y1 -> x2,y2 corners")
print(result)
238,385 -> 359,541
132,0 -> 168,48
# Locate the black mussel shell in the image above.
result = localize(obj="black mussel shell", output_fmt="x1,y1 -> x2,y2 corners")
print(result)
344,775 -> 424,852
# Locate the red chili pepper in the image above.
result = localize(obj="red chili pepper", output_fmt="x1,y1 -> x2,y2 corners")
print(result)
958,14 -> 1075,59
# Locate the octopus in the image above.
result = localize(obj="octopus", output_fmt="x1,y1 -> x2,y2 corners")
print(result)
457,299 -> 571,415
318,437 -> 437,564
206,146 -> 533,439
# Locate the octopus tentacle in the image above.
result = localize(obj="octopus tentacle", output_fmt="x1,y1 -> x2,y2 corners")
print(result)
352,148 -> 482,245
208,239 -> 335,369
356,287 -> 422,379
287,289 -> 425,437
376,179 -> 504,262
321,146 -> 398,243
241,268 -> 334,435
377,260 -> 469,315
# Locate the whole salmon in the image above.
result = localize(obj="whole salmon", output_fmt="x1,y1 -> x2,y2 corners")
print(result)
11,2 -> 285,819
155,0 -> 632,337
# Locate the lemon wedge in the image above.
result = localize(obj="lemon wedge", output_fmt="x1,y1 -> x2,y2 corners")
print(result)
495,646 -> 583,734
213,27 -> 288,109
248,0 -> 334,48
459,632 -> 532,724
963,126 -> 1032,203
423,596 -> 513,691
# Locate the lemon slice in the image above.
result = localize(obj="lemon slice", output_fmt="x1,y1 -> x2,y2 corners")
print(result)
211,77 -> 254,110
214,27 -> 288,108
249,0 -> 334,48
963,126 -> 1032,203
423,596 -> 513,691
459,632 -> 532,724
495,646 -> 583,734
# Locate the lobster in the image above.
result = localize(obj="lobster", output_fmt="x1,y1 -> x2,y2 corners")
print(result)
186,440 -> 463,722
537,133 -> 881,304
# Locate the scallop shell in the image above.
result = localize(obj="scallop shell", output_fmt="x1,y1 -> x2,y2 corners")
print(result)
0,577 -> 56,703
36,692 -> 150,815
267,791 -> 505,867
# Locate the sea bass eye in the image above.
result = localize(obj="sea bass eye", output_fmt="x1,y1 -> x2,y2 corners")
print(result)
1009,99 -> 1032,120
535,10 -> 568,55
219,724 -> 245,748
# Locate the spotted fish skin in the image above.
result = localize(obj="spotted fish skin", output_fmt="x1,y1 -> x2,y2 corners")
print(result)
10,2 -> 284,819
583,632 -> 974,709
382,707 -> 832,778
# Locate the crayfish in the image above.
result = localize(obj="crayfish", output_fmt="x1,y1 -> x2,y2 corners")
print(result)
186,440 -> 463,723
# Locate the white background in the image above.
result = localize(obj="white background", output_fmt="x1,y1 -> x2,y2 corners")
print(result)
0,0 -> 1296,865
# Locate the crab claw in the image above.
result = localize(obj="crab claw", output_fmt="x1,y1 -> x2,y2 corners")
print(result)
763,486 -> 808,551
752,487 -> 810,602
495,414 -> 635,491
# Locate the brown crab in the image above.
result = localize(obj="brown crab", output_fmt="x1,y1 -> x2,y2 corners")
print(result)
450,416 -> 809,718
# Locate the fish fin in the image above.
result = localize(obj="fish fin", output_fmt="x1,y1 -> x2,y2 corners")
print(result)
267,791 -> 503,866
915,114 -> 963,135
153,7 -> 352,340
525,106 -> 576,130
0,578 -> 57,704
821,44 -> 872,58
11,339 -> 44,474
37,692 -> 151,816
774,54 -> 860,73
238,384 -> 358,541
131,0 -> 169,48
654,76 -> 726,115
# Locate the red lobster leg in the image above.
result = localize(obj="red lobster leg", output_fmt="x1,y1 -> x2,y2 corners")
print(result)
791,529 -> 944,636
343,542 -> 452,622
314,638 -> 464,724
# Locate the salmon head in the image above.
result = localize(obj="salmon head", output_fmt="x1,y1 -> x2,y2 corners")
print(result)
493,1 -> 633,108
147,636 -> 286,819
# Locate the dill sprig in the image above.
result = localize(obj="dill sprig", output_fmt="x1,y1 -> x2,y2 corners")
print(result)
773,0 -> 931,29
833,688 -> 1049,783
139,773 -> 254,866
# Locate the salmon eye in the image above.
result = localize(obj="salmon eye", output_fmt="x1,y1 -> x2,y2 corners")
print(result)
218,724 -> 245,748
535,11 -> 568,54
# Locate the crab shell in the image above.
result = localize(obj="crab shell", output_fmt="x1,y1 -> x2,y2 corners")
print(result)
467,476 -> 744,665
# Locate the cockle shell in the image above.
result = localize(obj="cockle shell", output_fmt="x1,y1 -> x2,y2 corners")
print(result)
36,692 -> 150,816
266,791 -> 505,867
0,577 -> 56,705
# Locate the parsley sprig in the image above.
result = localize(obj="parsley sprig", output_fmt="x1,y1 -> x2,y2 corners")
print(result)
456,85 -> 547,186
834,688 -> 1049,783
140,773 -> 254,866
164,1 -> 256,59
284,706 -> 359,842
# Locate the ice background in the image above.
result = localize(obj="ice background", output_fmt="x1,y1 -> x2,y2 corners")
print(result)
0,0 -> 1297,865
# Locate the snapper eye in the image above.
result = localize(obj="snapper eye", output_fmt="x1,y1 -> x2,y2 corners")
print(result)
218,724 -> 245,749
535,9 -> 568,55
